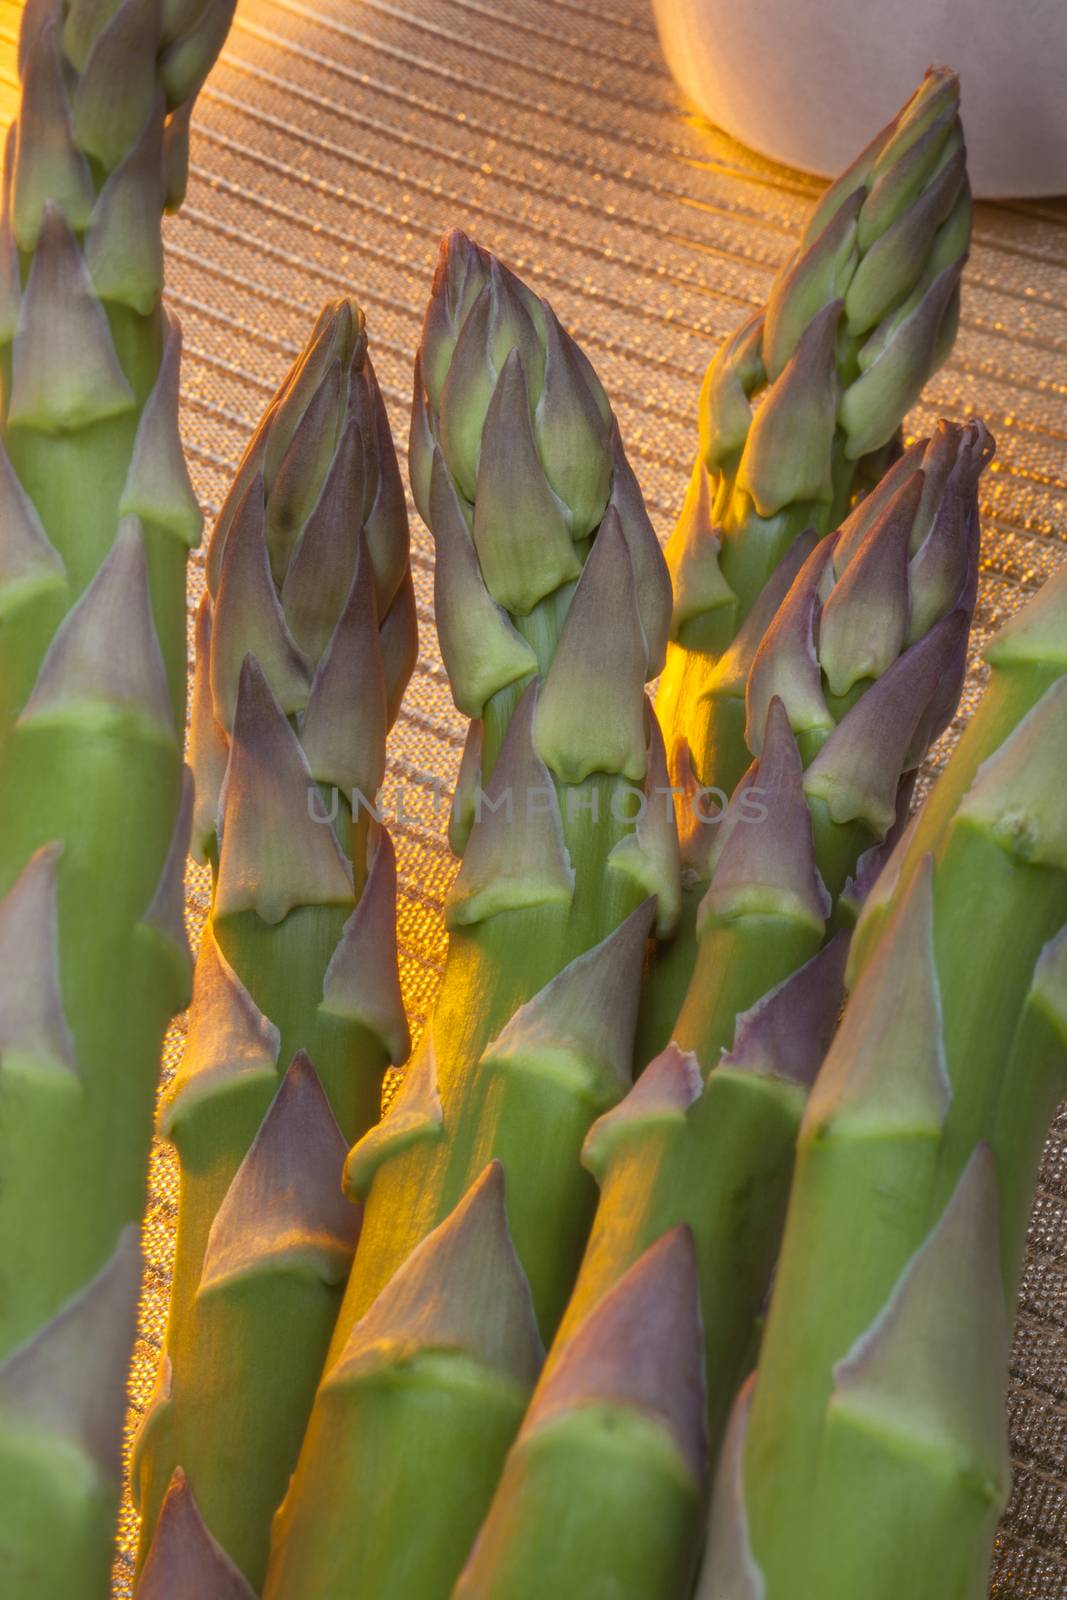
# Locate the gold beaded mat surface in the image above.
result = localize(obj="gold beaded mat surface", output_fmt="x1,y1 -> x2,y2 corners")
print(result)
2,1 -> 1066,1594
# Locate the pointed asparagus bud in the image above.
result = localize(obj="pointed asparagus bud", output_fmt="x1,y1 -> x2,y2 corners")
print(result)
62,0 -> 125,72
344,1036 -> 443,1200
830,1145 -> 1011,1504
698,312 -> 766,468
845,147 -> 966,336
450,718 -> 484,856
380,569 -> 418,727
188,595 -> 228,863
721,930 -> 849,1087
607,706 -> 681,936
137,1469 -> 257,1600
419,229 -> 493,413
321,828 -> 410,1064
0,842 -> 76,1080
362,358 -> 411,615
279,417 -> 370,661
806,855 -> 950,1139
12,21 -> 95,249
803,608 -> 970,833
160,925 -> 280,1139
479,898 -> 656,1104
72,0 -> 163,172
818,471 -> 921,696
8,203 -> 135,433
20,517 -> 174,740
701,698 -> 829,935
119,313 -> 202,545
955,674 -> 1067,868
299,542 -> 389,798
528,1227 -> 706,1486
214,656 -> 354,926
264,358 -> 345,584
582,1043 -> 702,1181
471,348 -> 579,613
262,302 -> 354,490
0,1224 -> 140,1481
664,457 -> 736,638
535,306 -> 613,538
330,1161 -> 544,1388
857,105 -> 960,249
0,440 -> 66,617
694,1378 -> 765,1600
736,300 -> 842,517
438,255 -> 546,500
209,474 -> 312,732
606,422 -> 672,675
745,538 -> 836,751
138,765 -> 194,996
84,91 -> 166,315
906,420 -> 990,645
534,509 -> 649,784
841,261 -> 964,459
764,190 -> 862,381
447,683 -> 574,928
429,444 -> 538,717
200,1053 -> 360,1297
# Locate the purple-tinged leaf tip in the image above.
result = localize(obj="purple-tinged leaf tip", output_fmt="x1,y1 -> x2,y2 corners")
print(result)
330,1161 -> 544,1391
0,841 -> 76,1080
199,1052 -> 360,1297
720,930 -> 849,1089
528,1227 -> 708,1488
136,1468 -> 257,1599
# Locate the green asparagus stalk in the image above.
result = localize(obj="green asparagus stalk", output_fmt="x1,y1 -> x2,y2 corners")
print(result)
264,1162 -> 544,1600
133,300 -> 414,1585
638,417 -> 990,1063
136,1470 -> 256,1599
703,570 -> 1067,1597
0,4 -> 232,1592
270,237 -> 676,1590
545,419 -> 986,1468
454,1227 -> 708,1600
330,234 -> 675,1339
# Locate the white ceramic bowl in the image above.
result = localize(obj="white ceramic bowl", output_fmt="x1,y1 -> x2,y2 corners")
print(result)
651,0 -> 1067,199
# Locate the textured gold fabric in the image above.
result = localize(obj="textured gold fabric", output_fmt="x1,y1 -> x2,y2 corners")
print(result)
0,1 -> 1064,1593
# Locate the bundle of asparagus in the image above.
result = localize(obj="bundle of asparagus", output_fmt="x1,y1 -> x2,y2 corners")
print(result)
0,3 -> 232,1595
133,299 -> 415,1588
642,68 -> 972,1049
699,564 -> 1067,1598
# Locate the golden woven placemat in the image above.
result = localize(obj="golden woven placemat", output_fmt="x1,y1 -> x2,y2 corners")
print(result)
2,1 -> 1065,1593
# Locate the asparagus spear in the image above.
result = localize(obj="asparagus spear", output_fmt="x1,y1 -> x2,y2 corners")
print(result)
133,301 -> 414,1585
269,238 -> 676,1588
264,1163 -> 543,1600
328,235 -> 674,1343
643,71 -> 971,1054
0,4 -> 231,1592
638,417 -> 990,1062
704,569 -> 1067,1598
454,1227 -> 708,1600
